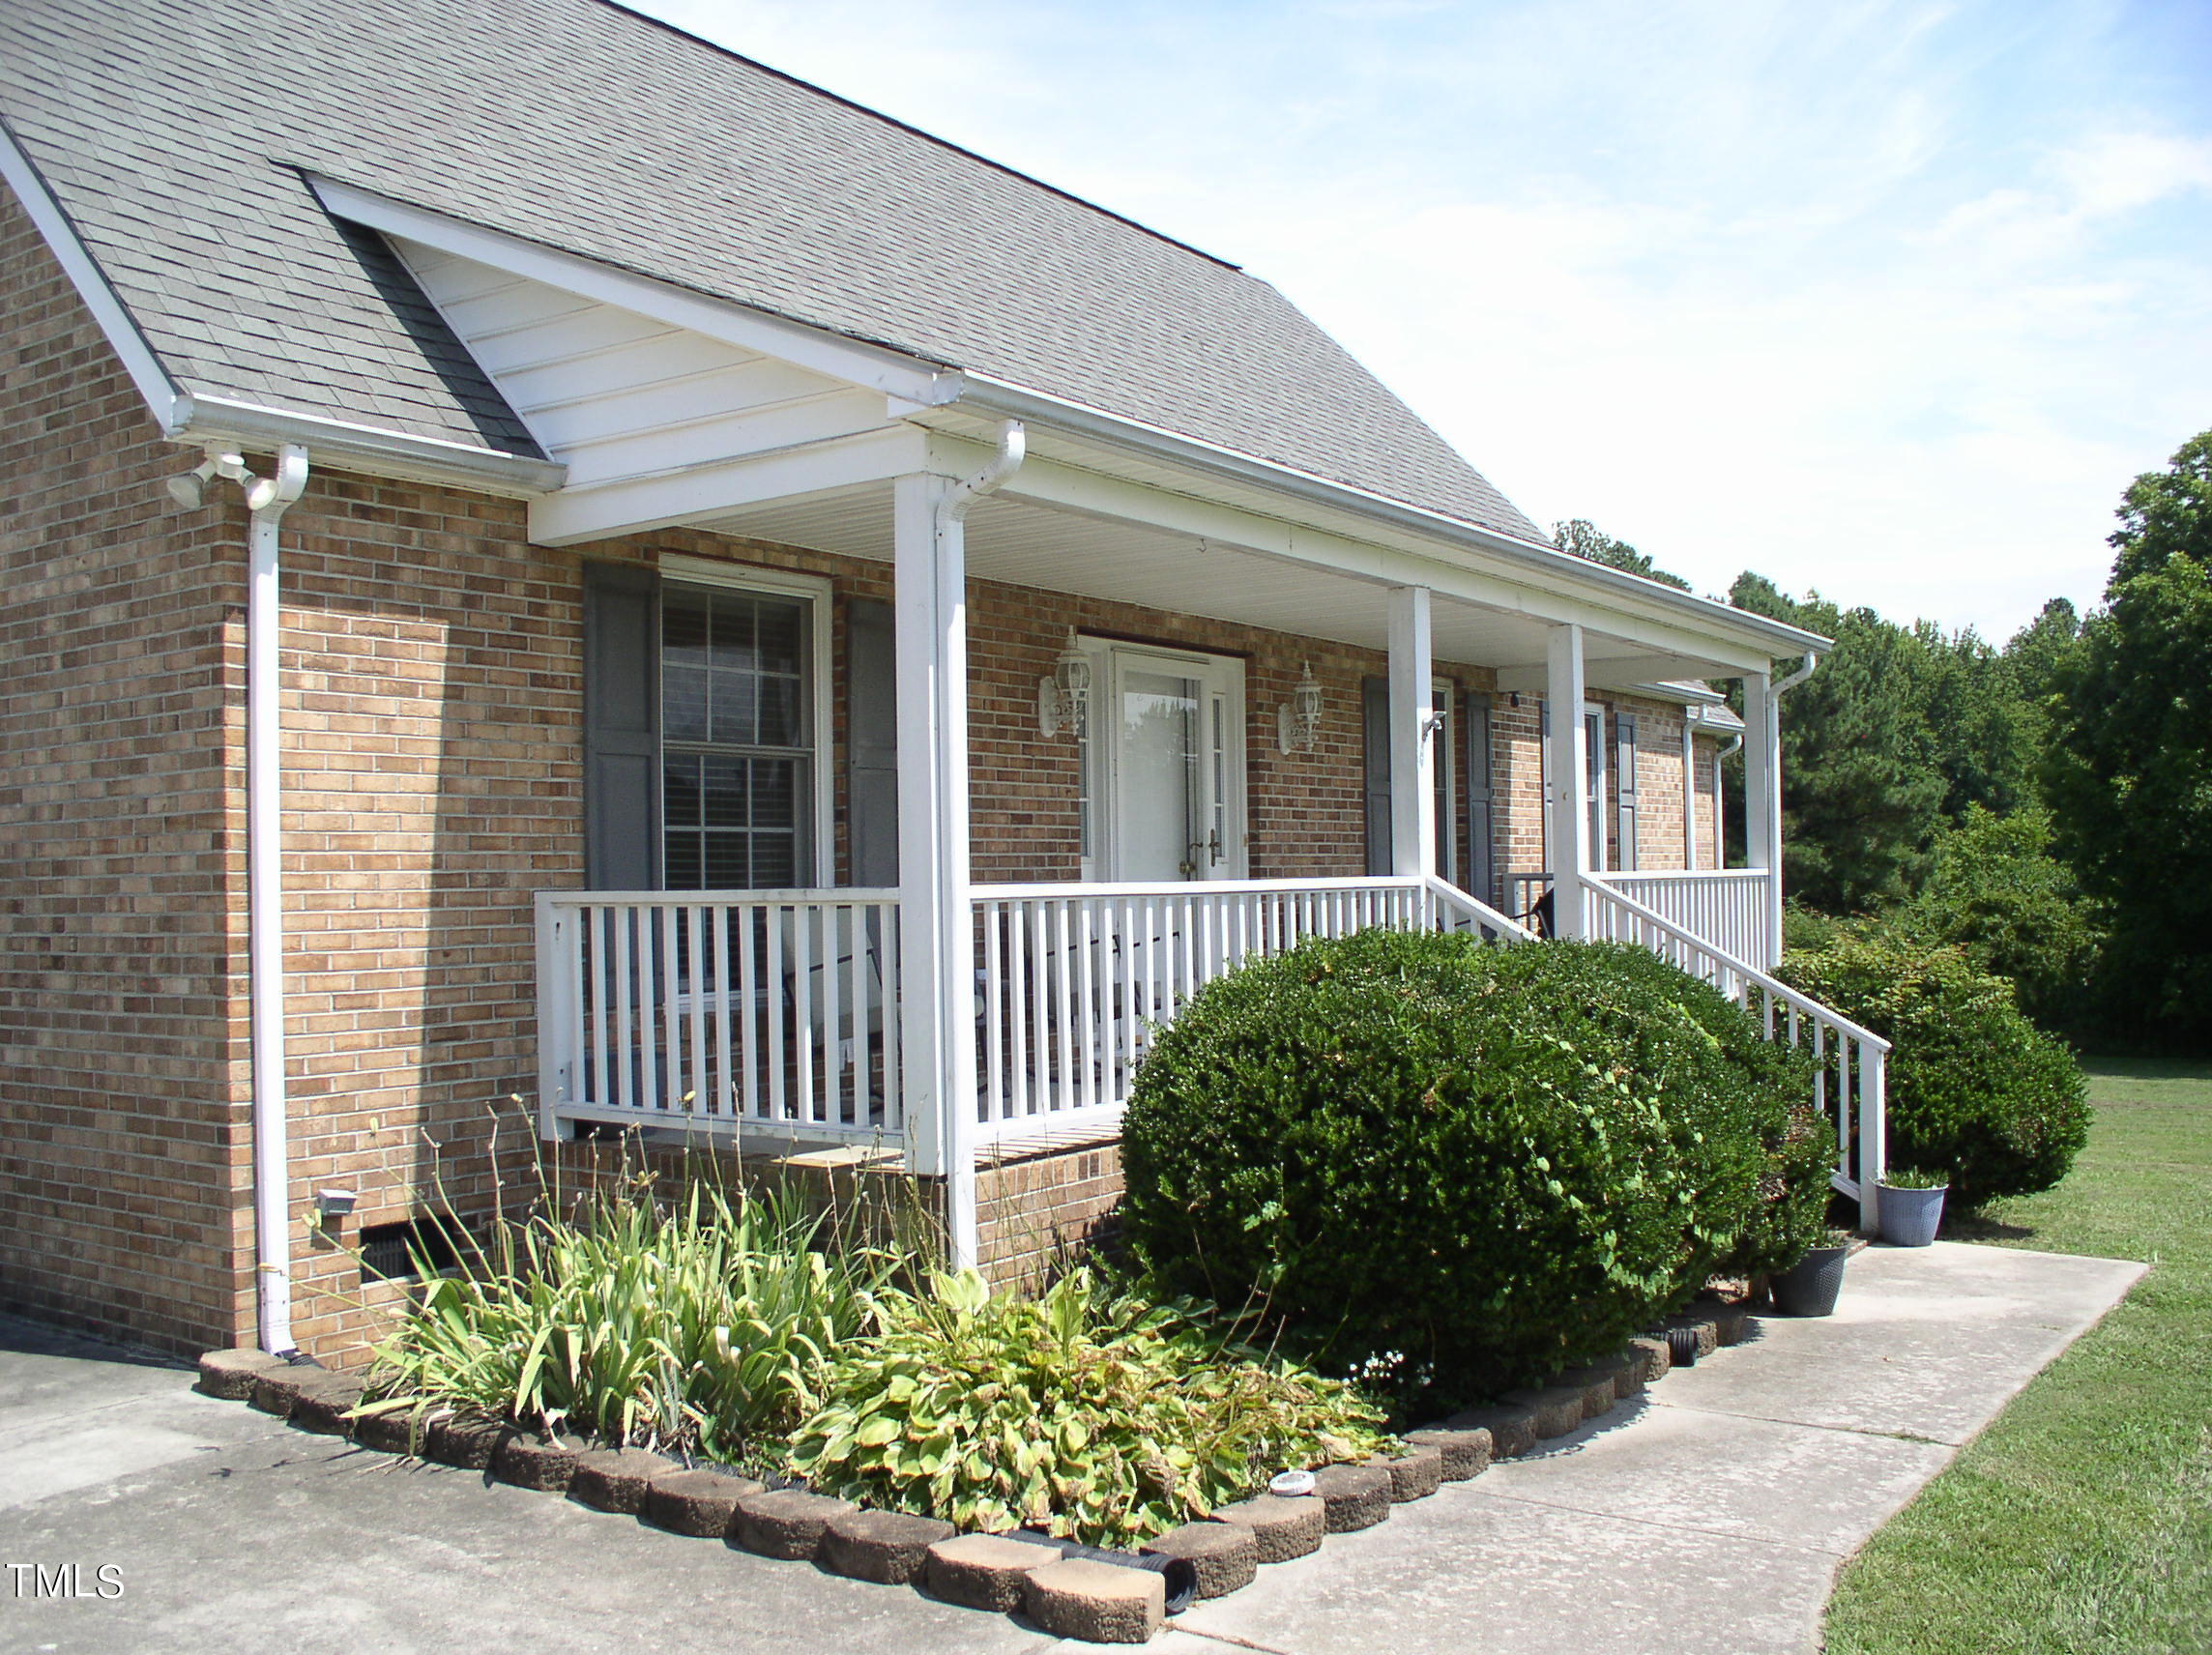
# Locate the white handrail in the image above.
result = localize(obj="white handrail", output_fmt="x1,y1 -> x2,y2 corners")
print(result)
536,889 -> 902,1142
1584,876 -> 1888,1228
970,875 -> 1526,1146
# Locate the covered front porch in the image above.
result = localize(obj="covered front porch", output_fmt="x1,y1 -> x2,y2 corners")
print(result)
527,416 -> 1877,1264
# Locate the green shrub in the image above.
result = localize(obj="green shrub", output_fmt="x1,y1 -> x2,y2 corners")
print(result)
364,1178 -> 898,1461
1900,805 -> 2106,1033
788,1267 -> 1390,1544
1118,930 -> 1822,1405
1778,933 -> 2090,1207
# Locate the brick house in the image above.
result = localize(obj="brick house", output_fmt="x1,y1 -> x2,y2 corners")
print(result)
0,0 -> 1876,1365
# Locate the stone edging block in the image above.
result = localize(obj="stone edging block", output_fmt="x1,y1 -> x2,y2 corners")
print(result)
1142,1522 -> 1257,1599
288,1373 -> 366,1436
1441,1404 -> 1538,1460
735,1488 -> 855,1560
568,1447 -> 673,1514
1208,1493 -> 1324,1562
1499,1384 -> 1586,1438
643,1466 -> 762,1537
494,1433 -> 584,1493
1626,1335 -> 1673,1385
196,1348 -> 282,1401
1404,1425 -> 1492,1481
426,1412 -> 510,1470
819,1508 -> 956,1584
1309,1463 -> 1392,1532
924,1532 -> 1046,1611
1369,1445 -> 1442,1502
1023,1556 -> 1165,1644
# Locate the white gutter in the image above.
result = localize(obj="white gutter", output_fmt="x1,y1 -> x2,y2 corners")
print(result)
1774,652 -> 1821,696
930,421 -> 1024,1270
170,444 -> 310,1352
941,371 -> 1832,661
171,393 -> 566,499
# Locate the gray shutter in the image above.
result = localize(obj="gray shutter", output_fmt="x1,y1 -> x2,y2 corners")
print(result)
847,597 -> 898,887
1463,693 -> 1495,905
583,563 -> 660,890
1615,711 -> 1639,871
1362,675 -> 1391,878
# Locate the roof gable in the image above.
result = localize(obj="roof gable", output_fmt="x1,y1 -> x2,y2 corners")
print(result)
1,0 -> 1541,542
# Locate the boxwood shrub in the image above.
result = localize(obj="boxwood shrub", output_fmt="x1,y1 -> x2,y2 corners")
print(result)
1119,930 -> 1823,1406
1777,933 -> 2089,1208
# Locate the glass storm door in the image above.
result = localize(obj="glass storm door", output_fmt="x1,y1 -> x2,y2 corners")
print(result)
1099,648 -> 1244,882
1582,703 -> 1608,874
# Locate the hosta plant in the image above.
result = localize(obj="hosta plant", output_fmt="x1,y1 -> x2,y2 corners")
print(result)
788,1267 -> 1392,1545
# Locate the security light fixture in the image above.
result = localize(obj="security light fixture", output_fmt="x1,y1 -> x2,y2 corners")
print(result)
1276,661 -> 1324,755
1037,627 -> 1091,740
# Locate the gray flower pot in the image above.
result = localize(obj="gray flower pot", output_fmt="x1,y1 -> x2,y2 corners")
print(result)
1773,1243 -> 1850,1317
1879,1182 -> 1948,1248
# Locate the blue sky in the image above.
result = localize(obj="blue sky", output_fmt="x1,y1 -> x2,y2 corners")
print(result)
641,0 -> 2211,639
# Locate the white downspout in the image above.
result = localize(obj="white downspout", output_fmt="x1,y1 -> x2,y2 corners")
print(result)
929,421 -> 1023,1271
1762,652 -> 1819,964
175,445 -> 310,1350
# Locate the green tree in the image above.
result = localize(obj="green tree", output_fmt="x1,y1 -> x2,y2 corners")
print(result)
1727,574 -> 1946,912
1553,518 -> 1693,590
1900,805 -> 2104,1034
2044,432 -> 2212,1047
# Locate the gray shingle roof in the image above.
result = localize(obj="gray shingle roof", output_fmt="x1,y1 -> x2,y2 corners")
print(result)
2,0 -> 1542,540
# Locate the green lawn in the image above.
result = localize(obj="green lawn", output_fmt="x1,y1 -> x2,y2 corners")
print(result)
1822,1060 -> 2212,1655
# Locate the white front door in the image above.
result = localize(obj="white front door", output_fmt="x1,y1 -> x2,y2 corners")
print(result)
1087,644 -> 1245,882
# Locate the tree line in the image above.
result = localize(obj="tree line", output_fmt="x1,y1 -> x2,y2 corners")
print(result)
1556,427 -> 2212,1052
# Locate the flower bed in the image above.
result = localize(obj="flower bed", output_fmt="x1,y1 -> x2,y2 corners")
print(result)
195,1290 -> 1763,1643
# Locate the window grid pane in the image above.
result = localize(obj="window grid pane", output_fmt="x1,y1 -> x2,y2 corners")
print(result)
660,583 -> 813,891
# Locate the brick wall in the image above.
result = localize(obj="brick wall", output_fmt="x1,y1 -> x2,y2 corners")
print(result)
1487,688 -> 1710,898
0,187 -> 251,1353
975,1137 -> 1124,1288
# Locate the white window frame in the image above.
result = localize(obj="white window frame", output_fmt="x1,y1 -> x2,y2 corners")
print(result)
657,553 -> 835,888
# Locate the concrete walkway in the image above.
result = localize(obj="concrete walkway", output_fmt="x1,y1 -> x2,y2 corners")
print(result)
0,1241 -> 2141,1655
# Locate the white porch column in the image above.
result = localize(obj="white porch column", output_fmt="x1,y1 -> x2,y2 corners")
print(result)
1387,585 -> 1435,879
892,471 -> 978,1263
1741,668 -> 1783,966
1681,719 -> 1699,869
1545,623 -> 1587,938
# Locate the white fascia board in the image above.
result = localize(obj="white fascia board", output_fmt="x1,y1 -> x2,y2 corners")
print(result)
930,431 -> 1774,672
1,121 -> 181,432
940,372 -> 1829,661
309,177 -> 954,405
530,422 -> 927,545
172,392 -> 568,496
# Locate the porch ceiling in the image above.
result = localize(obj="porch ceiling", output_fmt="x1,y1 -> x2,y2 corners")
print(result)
696,481 -> 1738,683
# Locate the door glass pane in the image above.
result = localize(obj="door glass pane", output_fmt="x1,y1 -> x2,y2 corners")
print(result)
1118,670 -> 1197,881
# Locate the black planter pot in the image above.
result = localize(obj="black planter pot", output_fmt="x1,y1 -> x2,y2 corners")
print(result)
1773,1244 -> 1850,1317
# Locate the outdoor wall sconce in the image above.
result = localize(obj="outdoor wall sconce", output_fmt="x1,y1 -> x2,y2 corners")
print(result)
1276,662 -> 1324,755
1037,627 -> 1091,740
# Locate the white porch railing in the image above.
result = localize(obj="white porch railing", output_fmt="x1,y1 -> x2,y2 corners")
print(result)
1584,877 -> 1888,1226
972,876 -> 1530,1148
535,889 -> 902,1140
1593,868 -> 1773,971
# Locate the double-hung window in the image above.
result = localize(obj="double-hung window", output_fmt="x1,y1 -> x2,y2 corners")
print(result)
658,577 -> 820,890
